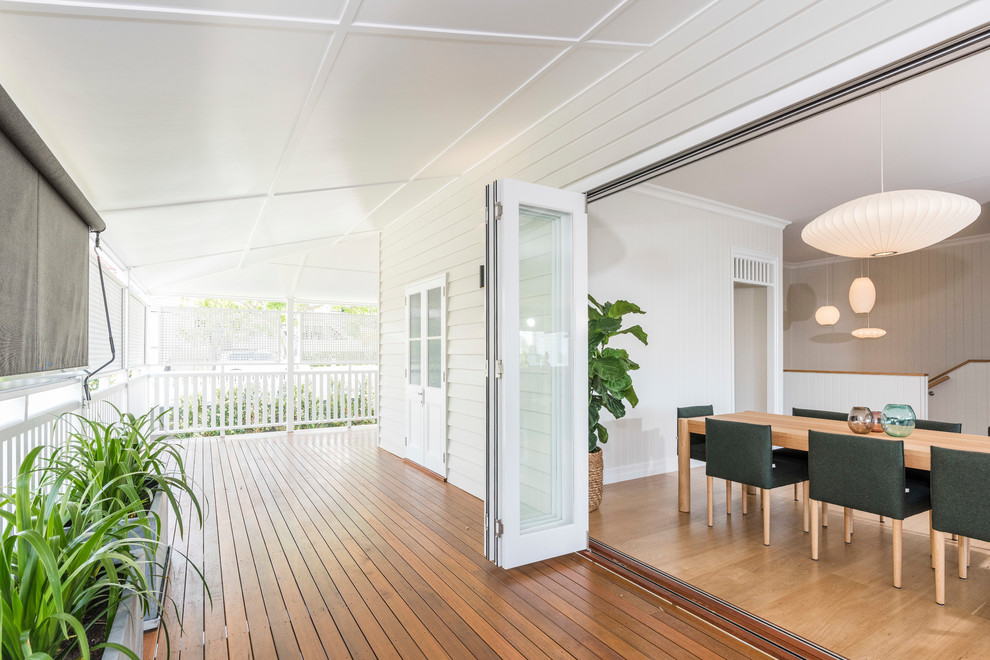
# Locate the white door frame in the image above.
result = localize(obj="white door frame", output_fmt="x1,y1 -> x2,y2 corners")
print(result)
404,273 -> 447,475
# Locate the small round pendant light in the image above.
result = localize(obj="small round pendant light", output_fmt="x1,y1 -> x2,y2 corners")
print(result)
815,259 -> 840,326
815,305 -> 840,326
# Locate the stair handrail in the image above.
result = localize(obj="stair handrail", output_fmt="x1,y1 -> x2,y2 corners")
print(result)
928,359 -> 990,389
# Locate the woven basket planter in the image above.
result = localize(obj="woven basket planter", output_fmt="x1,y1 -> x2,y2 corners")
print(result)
589,449 -> 604,512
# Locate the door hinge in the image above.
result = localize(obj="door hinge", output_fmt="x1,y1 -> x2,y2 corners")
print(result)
494,202 -> 503,221
404,436 -> 408,446
442,451 -> 446,463
495,360 -> 504,379
494,519 -> 504,538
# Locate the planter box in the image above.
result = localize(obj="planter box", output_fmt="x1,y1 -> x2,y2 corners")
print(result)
129,489 -> 171,632
100,594 -> 143,660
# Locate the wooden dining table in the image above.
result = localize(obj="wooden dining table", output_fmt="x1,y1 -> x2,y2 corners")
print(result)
677,411 -> 990,513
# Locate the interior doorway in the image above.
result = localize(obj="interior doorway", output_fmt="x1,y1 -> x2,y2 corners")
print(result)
733,282 -> 769,413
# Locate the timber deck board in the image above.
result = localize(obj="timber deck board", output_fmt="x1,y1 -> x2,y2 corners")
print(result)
143,427 -> 765,659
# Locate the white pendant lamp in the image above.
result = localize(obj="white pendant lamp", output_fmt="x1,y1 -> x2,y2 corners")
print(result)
802,190 -> 980,258
848,276 -> 876,314
801,93 -> 980,259
815,259 -> 840,326
852,326 -> 886,339
815,305 -> 840,326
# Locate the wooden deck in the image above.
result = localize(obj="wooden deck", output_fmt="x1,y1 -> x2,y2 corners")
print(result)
592,466 -> 990,659
145,427 -> 765,659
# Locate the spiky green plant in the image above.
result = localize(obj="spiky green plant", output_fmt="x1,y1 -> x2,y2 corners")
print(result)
588,295 -> 648,453
51,405 -> 202,536
0,446 -> 155,660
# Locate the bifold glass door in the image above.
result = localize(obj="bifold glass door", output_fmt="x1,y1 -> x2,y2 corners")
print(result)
485,179 -> 588,569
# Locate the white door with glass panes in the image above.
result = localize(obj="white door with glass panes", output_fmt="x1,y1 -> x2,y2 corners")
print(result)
405,275 -> 446,476
485,179 -> 588,569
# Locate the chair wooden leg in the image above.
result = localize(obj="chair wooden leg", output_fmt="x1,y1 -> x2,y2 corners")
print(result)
952,533 -> 958,541
803,481 -> 810,533
811,498 -> 819,560
707,476 -> 714,527
762,488 -> 770,546
844,508 -> 853,544
960,537 -> 970,580
741,483 -> 748,515
726,480 -> 732,516
793,483 -> 799,501
893,519 -> 903,589
930,511 -> 936,568
934,529 -> 945,605
880,515 -> 885,523
822,502 -> 829,527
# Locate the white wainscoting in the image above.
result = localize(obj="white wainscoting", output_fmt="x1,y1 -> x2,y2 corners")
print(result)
928,362 -> 990,436
783,370 -> 928,421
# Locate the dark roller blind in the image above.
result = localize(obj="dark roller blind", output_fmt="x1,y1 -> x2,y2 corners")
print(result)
0,84 -> 99,379
0,130 -> 39,377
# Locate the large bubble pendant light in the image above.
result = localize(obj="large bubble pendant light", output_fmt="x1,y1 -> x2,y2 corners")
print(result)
802,93 -> 980,259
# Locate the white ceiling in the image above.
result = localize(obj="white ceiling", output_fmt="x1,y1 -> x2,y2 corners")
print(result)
651,47 -> 990,263
0,0 -> 703,302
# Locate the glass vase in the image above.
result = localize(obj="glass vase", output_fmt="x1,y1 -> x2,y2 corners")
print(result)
881,404 -> 916,438
847,406 -> 874,434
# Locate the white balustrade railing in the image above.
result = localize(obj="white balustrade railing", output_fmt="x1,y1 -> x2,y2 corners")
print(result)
147,367 -> 377,435
1,365 -> 377,488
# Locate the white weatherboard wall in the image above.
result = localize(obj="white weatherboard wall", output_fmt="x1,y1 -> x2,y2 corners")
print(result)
377,3 -> 987,500
589,186 -> 784,484
783,371 -> 928,421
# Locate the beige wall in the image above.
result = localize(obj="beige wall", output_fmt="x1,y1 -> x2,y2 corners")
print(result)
783,236 -> 990,377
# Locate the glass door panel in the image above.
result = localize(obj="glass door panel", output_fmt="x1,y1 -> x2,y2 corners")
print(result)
486,179 -> 587,569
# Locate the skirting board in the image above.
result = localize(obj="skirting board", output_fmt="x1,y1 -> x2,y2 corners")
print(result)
604,456 -> 697,485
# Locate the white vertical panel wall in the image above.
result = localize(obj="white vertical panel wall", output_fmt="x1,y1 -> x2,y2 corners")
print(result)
929,362 -> 990,436
783,235 -> 990,378
589,186 -> 785,484
783,371 -> 928,421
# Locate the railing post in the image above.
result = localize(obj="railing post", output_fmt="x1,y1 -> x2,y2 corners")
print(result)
287,297 -> 295,434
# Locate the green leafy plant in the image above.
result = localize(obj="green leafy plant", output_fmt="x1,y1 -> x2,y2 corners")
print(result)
0,446 -> 156,660
52,405 -> 202,535
588,295 -> 648,453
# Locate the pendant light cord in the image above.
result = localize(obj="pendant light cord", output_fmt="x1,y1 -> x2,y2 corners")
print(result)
879,91 -> 885,193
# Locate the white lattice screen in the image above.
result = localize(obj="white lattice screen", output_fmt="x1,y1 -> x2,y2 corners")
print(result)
300,312 -> 378,365
159,307 -> 283,365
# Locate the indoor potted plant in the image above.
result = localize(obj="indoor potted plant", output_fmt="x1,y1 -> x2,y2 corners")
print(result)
588,295 -> 647,511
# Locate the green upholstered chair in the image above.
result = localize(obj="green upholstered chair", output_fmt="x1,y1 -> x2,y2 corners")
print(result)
705,418 -> 809,545
792,407 -> 847,422
914,419 -> 963,433
807,430 -> 932,588
930,446 -> 990,605
677,405 -> 714,462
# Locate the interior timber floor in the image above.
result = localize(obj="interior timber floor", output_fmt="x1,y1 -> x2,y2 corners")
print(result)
591,465 -> 990,659
144,427 -> 766,659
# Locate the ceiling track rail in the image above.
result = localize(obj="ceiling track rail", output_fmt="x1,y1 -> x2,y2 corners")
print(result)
587,22 -> 990,203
